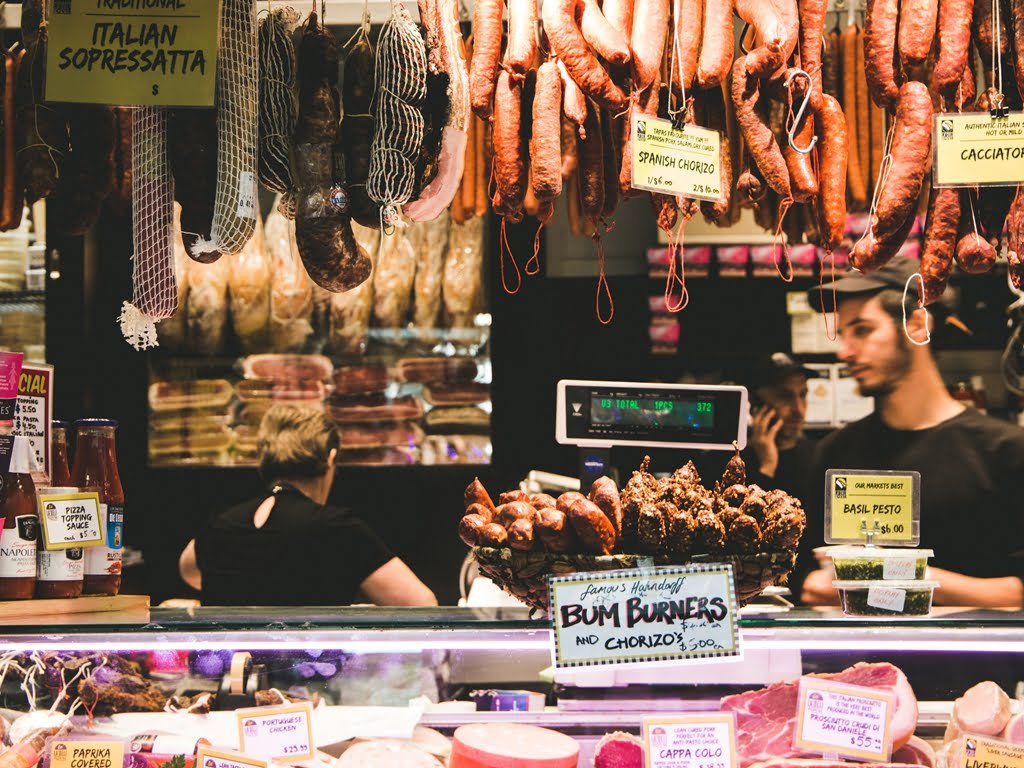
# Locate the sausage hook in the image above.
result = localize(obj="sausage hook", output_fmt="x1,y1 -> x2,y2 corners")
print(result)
785,68 -> 818,154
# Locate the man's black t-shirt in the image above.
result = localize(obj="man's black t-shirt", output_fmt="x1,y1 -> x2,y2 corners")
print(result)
195,486 -> 394,606
790,408 -> 1024,600
744,436 -> 815,504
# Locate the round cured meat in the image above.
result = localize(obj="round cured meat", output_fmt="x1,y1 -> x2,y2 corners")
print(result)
451,724 -> 579,768
337,740 -> 442,767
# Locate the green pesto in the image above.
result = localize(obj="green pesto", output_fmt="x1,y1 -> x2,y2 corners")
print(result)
832,558 -> 928,580
840,589 -> 933,616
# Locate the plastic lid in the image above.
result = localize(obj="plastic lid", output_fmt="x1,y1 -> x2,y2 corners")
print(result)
52,419 -> 69,429
832,579 -> 940,590
74,418 -> 119,428
828,546 -> 933,560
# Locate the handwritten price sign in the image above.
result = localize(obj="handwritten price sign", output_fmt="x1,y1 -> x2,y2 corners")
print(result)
549,564 -> 740,669
794,677 -> 895,762
236,702 -> 314,761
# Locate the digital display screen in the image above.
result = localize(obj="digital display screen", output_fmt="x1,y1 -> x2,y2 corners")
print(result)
589,396 -> 715,430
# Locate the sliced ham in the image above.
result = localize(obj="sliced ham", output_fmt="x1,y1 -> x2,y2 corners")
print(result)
892,736 -> 936,768
955,682 -> 1011,736
721,663 -> 919,767
450,724 -> 579,768
594,731 -> 644,768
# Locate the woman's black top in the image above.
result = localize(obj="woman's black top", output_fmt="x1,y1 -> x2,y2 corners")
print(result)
195,485 -> 394,606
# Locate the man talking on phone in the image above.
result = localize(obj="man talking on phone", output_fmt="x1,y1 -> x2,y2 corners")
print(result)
743,353 -> 816,500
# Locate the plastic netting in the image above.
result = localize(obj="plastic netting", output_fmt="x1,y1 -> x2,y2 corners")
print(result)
257,6 -> 299,208
118,106 -> 177,351
366,0 -> 427,228
194,0 -> 258,256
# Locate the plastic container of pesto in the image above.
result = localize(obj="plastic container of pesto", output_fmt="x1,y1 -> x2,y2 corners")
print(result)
828,546 -> 933,581
832,579 -> 939,616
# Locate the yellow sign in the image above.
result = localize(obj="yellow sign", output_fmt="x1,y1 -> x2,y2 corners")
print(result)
825,469 -> 919,545
45,0 -> 219,107
934,111 -> 1024,187
959,735 -> 1024,768
37,491 -> 105,550
236,702 -> 315,761
50,741 -> 125,768
794,678 -> 895,762
630,115 -> 722,201
197,747 -> 269,768
643,713 -> 738,768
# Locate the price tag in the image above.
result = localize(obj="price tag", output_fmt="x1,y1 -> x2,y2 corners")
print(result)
867,586 -> 907,613
549,564 -> 740,669
14,363 -> 53,485
630,115 -> 722,201
197,747 -> 268,768
824,469 -> 920,545
236,702 -> 315,761
959,735 -> 1024,768
643,713 -> 738,768
934,111 -> 1024,187
50,741 -> 125,768
794,678 -> 895,762
237,172 -> 257,219
882,558 -> 917,580
44,0 -> 219,107
37,492 -> 104,550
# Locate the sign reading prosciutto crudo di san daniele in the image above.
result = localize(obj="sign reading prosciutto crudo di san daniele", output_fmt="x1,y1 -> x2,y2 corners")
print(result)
794,677 -> 896,762
45,0 -> 219,107
549,564 -> 740,668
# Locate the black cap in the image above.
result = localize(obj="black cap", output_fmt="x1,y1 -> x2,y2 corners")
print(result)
746,352 -> 816,391
809,255 -> 922,312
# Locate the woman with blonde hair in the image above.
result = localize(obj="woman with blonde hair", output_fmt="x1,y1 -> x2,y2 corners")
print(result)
179,404 -> 436,606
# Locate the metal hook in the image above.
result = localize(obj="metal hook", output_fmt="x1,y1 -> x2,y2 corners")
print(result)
738,20 -> 753,54
785,68 -> 819,154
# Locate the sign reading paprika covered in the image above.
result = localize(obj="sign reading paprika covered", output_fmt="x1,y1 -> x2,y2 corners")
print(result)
44,0 -> 219,107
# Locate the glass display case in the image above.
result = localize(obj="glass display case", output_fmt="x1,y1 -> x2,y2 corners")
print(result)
0,607 -> 1021,766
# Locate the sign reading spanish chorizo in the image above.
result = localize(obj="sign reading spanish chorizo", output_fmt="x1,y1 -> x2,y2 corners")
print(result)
549,564 -> 740,669
934,112 -> 1024,187
630,115 -> 723,201
44,0 -> 219,107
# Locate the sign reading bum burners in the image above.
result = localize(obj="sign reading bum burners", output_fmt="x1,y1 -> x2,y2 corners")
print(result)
548,564 -> 741,669
44,0 -> 219,107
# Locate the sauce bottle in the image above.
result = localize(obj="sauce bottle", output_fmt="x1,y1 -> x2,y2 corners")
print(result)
50,421 -> 72,486
0,437 -> 39,600
71,419 -> 124,596
37,422 -> 83,598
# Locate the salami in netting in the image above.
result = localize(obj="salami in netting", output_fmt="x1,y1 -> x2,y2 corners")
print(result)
118,106 -> 178,351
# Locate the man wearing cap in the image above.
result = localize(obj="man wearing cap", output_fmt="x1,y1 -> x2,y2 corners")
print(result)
744,353 -> 815,500
793,256 -> 1024,608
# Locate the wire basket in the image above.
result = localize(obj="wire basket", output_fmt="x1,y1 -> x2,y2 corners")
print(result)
472,547 -> 798,613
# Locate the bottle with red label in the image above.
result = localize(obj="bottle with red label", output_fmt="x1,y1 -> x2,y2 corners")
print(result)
71,419 -> 124,596
0,436 -> 39,599
37,421 -> 84,598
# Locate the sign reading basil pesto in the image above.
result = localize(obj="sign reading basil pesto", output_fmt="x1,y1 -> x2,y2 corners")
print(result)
549,564 -> 740,668
934,112 -> 1024,187
45,0 -> 219,107
630,115 -> 722,201
824,469 -> 920,545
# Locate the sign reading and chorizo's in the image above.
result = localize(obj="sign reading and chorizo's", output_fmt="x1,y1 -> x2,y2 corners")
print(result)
236,702 -> 315,761
934,112 -> 1024,187
44,0 -> 219,107
824,469 -> 920,545
549,565 -> 740,668
37,491 -> 105,550
630,115 -> 723,201
957,735 -> 1024,768
794,678 -> 895,762
643,713 -> 739,768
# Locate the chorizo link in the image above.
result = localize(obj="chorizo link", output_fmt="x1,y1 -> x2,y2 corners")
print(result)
469,0 -> 503,118
695,0 -> 733,88
731,57 -> 791,198
580,0 -> 632,65
864,0 -> 902,107
506,0 -> 538,76
932,0 -> 974,95
531,61 -> 564,202
630,0 -> 670,91
920,187 -> 960,304
898,0 -> 939,68
493,70 -> 527,212
813,93 -> 848,251
544,0 -> 627,109
841,24 -> 868,208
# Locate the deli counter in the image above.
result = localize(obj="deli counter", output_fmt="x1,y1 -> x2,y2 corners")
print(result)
0,607 -> 1021,768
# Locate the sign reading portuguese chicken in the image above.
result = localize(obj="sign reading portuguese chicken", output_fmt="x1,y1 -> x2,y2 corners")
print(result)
45,0 -> 219,107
